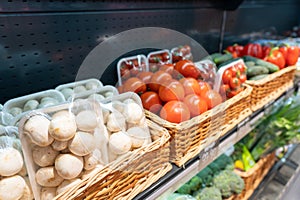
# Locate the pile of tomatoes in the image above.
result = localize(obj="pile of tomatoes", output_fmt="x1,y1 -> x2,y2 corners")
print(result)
118,60 -> 223,123
220,61 -> 247,98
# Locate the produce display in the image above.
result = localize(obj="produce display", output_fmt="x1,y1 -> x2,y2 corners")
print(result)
0,125 -> 33,200
148,49 -> 172,73
171,45 -> 193,63
174,154 -> 244,199
3,89 -> 65,126
55,78 -> 103,100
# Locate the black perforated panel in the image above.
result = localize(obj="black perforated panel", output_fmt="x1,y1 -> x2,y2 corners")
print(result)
0,7 -> 223,102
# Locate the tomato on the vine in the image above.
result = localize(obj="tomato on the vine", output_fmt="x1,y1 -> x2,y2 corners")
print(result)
183,94 -> 208,117
227,87 -> 243,98
160,100 -> 190,123
148,70 -> 172,92
161,52 -> 171,62
160,64 -> 174,75
219,84 -> 230,96
239,73 -> 247,83
230,66 -> 239,78
236,63 -> 245,74
158,79 -> 185,102
203,90 -> 223,109
222,69 -> 232,84
179,77 -> 201,96
122,77 -> 147,94
229,77 -> 241,90
140,91 -> 162,114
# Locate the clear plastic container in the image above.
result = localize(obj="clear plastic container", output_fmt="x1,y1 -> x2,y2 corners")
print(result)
18,99 -> 106,200
55,78 -> 103,100
3,89 -> 66,126
171,45 -> 193,63
117,55 -> 149,85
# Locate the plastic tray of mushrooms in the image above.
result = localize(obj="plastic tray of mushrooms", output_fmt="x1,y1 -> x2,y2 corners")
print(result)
19,99 -> 107,200
67,85 -> 119,102
55,78 -> 103,100
0,125 -> 34,200
3,89 -> 66,126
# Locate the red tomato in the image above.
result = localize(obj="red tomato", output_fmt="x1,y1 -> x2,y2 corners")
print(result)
130,67 -> 141,76
230,66 -> 239,78
198,80 -> 211,98
174,60 -> 201,79
158,80 -> 185,102
229,77 -> 241,90
160,101 -> 190,123
219,84 -> 230,96
236,63 -> 245,73
179,77 -> 201,96
148,70 -> 172,92
203,90 -> 223,109
137,71 -> 153,84
161,52 -> 171,62
140,91 -> 162,114
160,64 -> 174,74
222,69 -> 232,84
120,67 -> 131,80
227,87 -> 243,98
183,94 -> 208,117
117,85 -> 124,94
239,73 -> 247,83
123,77 -> 147,94
149,63 -> 159,72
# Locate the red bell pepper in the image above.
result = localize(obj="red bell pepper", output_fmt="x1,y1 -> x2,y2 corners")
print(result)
286,46 -> 299,66
265,48 -> 286,69
262,45 -> 271,58
225,44 -> 244,58
243,43 -> 263,58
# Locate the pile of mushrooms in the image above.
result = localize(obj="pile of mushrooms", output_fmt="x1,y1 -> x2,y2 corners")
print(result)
22,101 -> 106,200
102,96 -> 152,162
0,126 -> 34,200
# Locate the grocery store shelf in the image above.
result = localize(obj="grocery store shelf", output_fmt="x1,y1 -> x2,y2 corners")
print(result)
134,83 -> 298,200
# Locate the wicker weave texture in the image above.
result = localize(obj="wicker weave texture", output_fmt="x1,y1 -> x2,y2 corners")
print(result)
54,120 -> 171,200
246,66 -> 296,112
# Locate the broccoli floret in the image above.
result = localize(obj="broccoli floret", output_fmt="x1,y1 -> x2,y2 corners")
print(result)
208,162 -> 220,174
188,176 -> 202,192
196,167 -> 213,186
214,154 -> 234,170
212,170 -> 245,198
177,183 -> 191,194
225,163 -> 235,171
194,187 -> 222,200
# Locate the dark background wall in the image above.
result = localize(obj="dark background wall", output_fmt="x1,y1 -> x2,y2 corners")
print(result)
0,0 -> 299,103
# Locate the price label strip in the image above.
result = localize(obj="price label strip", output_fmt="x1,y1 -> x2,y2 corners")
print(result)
198,138 -> 220,169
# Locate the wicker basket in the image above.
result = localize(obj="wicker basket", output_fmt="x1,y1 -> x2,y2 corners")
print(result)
232,152 -> 276,200
246,66 -> 296,112
220,84 -> 252,136
53,119 -> 171,200
145,85 -> 252,167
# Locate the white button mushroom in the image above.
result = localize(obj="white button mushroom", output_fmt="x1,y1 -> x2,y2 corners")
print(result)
61,88 -> 74,100
35,167 -> 64,187
108,131 -> 132,155
32,145 -> 59,167
75,110 -> 98,132
127,127 -> 151,149
85,81 -> 99,90
0,175 -> 26,200
68,131 -> 96,156
55,154 -> 83,180
84,149 -> 102,170
88,94 -> 105,102
102,108 -> 110,124
56,178 -> 81,195
23,115 -> 54,147
23,99 -> 39,112
20,176 -> 34,200
9,107 -> 23,117
73,85 -> 87,93
49,111 -> 77,141
94,127 -> 109,165
111,101 -> 125,113
0,147 -> 24,176
51,140 -> 68,151
106,111 -> 126,132
123,102 -> 143,124
40,187 -> 57,200
18,164 -> 28,177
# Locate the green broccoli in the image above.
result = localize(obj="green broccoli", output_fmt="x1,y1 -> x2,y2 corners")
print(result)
194,187 -> 222,200
212,170 -> 245,198
196,167 -> 213,186
208,162 -> 220,174
177,183 -> 191,194
188,176 -> 202,192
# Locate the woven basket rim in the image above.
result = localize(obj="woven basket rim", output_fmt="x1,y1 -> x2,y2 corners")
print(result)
246,65 -> 296,86
54,119 -> 170,200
